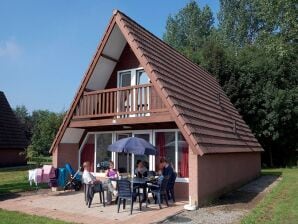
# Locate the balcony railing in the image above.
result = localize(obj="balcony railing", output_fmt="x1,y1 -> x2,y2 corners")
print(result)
73,84 -> 167,119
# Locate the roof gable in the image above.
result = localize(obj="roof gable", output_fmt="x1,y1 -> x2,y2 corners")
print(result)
0,91 -> 28,149
50,10 -> 263,155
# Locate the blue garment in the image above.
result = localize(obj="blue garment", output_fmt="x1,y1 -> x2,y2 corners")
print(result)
162,165 -> 175,187
57,168 -> 67,187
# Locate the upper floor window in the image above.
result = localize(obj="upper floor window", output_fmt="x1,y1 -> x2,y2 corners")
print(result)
118,68 -> 149,88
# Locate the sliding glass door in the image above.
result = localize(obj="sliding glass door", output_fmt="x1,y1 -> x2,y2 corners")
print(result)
116,133 -> 132,174
133,132 -> 151,172
115,131 -> 152,176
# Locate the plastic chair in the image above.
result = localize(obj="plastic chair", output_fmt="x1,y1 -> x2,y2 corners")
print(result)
117,179 -> 141,215
150,176 -> 170,209
84,183 -> 105,207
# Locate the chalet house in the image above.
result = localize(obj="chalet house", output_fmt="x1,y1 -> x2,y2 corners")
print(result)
0,91 -> 28,167
51,10 -> 263,206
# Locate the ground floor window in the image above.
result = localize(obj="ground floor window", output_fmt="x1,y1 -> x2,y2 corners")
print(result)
79,129 -> 189,180
177,132 -> 189,178
155,131 -> 176,170
95,133 -> 112,172
154,131 -> 188,178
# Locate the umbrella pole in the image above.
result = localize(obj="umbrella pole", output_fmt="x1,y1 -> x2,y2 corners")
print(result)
127,153 -> 129,176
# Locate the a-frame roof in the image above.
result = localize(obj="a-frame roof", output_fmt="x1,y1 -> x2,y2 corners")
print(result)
50,10 -> 263,155
0,91 -> 28,149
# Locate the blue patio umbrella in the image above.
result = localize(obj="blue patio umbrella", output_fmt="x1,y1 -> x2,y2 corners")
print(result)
108,137 -> 157,155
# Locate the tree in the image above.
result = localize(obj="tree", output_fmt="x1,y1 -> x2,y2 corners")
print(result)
218,0 -> 298,46
14,105 -> 33,141
27,110 -> 64,157
164,0 -> 298,167
163,0 -> 214,63
13,107 -> 65,162
218,0 -> 263,46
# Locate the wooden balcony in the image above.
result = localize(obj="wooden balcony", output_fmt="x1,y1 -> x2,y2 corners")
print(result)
73,84 -> 168,120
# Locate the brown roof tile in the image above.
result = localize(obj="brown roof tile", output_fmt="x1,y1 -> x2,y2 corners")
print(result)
0,91 -> 28,149
115,11 -> 263,155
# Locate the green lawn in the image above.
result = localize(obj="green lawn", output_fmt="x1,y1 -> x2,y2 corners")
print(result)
0,166 -> 47,195
241,168 -> 298,224
0,166 -> 70,224
0,209 -> 70,224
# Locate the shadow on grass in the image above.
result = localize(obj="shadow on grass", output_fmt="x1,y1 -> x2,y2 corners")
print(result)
261,170 -> 283,176
0,182 -> 49,201
210,174 -> 281,207
0,165 -> 36,172
0,192 -> 24,201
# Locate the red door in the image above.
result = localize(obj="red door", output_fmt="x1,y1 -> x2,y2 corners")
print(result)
80,144 -> 94,172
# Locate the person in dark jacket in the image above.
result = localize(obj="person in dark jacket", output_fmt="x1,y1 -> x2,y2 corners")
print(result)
160,158 -> 174,181
160,158 -> 176,201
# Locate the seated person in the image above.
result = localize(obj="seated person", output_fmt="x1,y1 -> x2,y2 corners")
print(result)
82,161 -> 113,204
105,161 -> 119,197
105,160 -> 120,179
135,160 -> 148,178
134,160 -> 148,202
82,161 -> 102,186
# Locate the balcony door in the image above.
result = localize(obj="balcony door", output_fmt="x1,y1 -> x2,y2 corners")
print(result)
117,68 -> 150,117
136,70 -> 150,114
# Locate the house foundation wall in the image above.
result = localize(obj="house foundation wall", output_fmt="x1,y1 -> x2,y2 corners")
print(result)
197,152 -> 261,205
174,182 -> 189,200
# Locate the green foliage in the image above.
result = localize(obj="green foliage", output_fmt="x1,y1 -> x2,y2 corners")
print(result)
0,166 -> 48,195
164,0 -> 298,167
27,110 -> 64,157
242,168 -> 298,223
14,105 -> 33,141
163,0 -> 214,63
13,106 -> 65,162
0,209 -> 70,224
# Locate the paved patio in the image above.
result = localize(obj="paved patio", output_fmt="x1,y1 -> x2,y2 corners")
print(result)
0,190 -> 186,224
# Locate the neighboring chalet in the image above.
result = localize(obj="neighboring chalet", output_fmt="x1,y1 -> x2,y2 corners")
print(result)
0,91 -> 28,167
51,10 -> 263,206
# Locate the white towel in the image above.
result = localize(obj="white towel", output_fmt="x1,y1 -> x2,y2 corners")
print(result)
28,169 -> 38,186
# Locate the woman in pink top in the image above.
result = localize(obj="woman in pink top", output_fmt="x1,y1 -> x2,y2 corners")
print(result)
105,161 -> 120,179
104,161 -> 119,202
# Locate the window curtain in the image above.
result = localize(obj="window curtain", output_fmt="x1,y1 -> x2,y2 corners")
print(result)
155,132 -> 165,170
81,144 -> 94,172
180,144 -> 189,177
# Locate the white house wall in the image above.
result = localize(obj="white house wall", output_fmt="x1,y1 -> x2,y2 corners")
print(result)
86,25 -> 127,90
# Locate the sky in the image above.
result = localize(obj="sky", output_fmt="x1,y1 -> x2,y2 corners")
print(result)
0,0 -> 219,113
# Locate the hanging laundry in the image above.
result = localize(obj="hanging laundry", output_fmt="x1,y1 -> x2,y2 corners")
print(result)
28,169 -> 37,186
35,168 -> 43,184
42,165 -> 55,183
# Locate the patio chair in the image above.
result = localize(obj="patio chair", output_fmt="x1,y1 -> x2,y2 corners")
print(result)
167,172 -> 177,202
83,183 -> 105,207
117,179 -> 141,215
149,176 -> 170,209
